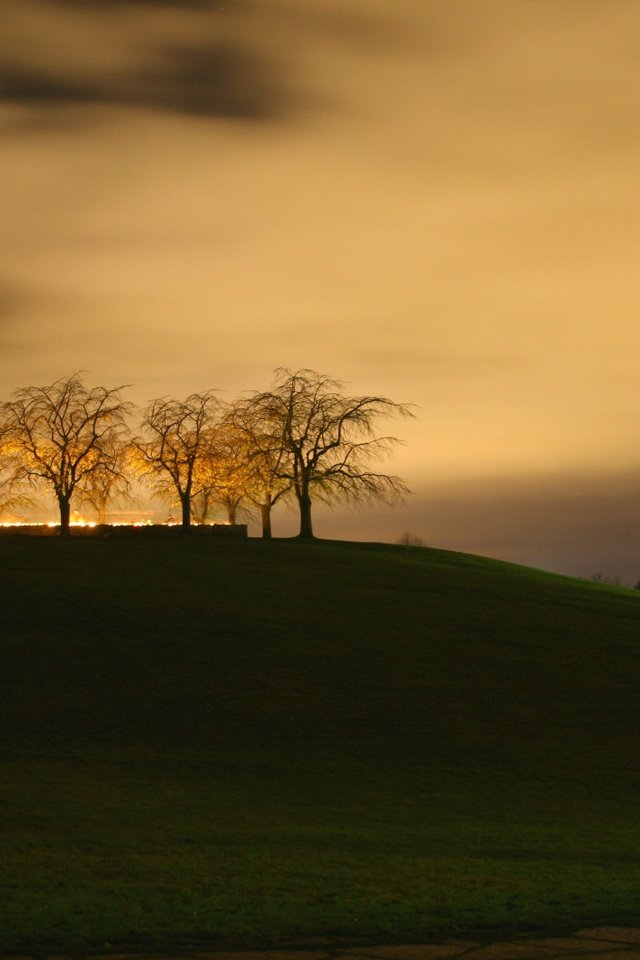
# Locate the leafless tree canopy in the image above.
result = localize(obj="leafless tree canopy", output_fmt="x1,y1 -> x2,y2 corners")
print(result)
133,391 -> 223,529
0,373 -> 132,534
0,369 -> 413,536
228,398 -> 292,538
397,531 -> 426,548
76,436 -> 133,524
191,415 -> 254,525
0,438 -> 33,519
243,368 -> 413,538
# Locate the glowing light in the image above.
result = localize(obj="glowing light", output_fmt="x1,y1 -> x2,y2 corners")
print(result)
0,518 -> 231,528
0,521 -> 43,527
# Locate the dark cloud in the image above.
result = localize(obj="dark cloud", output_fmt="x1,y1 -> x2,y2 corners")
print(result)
411,472 -> 640,582
0,0 -> 427,132
295,469 -> 640,584
0,0 -> 295,125
0,67 -> 98,107
146,40 -> 286,119
0,38 -> 289,122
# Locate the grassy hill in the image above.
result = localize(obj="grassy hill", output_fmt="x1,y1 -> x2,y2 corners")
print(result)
1,534 -> 640,951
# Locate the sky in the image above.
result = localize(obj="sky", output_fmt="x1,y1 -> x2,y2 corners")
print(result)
2,0 -> 640,580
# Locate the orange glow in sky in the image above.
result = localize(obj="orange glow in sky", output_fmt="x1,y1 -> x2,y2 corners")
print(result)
2,1 -> 640,578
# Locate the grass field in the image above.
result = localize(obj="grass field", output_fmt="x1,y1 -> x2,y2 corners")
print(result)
1,534 -> 640,952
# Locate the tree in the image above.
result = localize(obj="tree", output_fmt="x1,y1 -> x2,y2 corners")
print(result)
76,435 -> 133,524
228,398 -> 291,538
190,414 -> 253,525
0,434 -> 33,520
245,368 -> 413,538
0,373 -> 132,535
133,391 -> 223,530
397,531 -> 426,547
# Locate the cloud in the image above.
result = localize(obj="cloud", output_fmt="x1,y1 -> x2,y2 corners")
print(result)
0,0 -> 297,125
0,0 -> 432,131
0,66 -> 97,107
296,468 -> 640,583
145,40 -> 287,119
409,470 -> 640,581
0,41 -> 290,122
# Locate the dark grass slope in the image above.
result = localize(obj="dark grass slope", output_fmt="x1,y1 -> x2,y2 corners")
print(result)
1,535 -> 640,951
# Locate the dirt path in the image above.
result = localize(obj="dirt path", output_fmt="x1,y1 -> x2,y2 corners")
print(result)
177,928 -> 640,959
14,927 -> 640,960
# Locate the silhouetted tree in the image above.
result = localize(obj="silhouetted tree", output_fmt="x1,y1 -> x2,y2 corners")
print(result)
0,373 -> 132,535
133,391 -> 223,530
591,572 -> 628,588
227,399 -> 291,538
397,531 -> 426,547
245,368 -> 413,538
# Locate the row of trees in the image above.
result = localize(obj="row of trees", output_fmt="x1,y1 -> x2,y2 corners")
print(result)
0,368 -> 413,537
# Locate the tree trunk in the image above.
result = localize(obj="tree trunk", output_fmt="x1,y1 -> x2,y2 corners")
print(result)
58,496 -> 71,536
227,503 -> 237,524
180,492 -> 191,530
260,494 -> 272,539
297,489 -> 314,538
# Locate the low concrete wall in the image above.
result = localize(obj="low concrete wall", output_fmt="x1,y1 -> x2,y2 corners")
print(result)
0,523 -> 249,538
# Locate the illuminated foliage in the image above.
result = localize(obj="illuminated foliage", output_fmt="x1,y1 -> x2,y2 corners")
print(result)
227,398 -> 292,539
0,438 -> 34,519
190,416 -> 254,525
76,436 -> 134,524
0,373 -> 132,535
244,368 -> 413,538
133,391 -> 224,530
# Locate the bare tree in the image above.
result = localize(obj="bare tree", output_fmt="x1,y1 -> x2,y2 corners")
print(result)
133,391 -> 223,530
203,444 -> 249,525
228,398 -> 291,538
0,373 -> 132,535
190,486 -> 218,525
76,436 -> 133,524
0,433 -> 34,519
190,407 -> 290,532
245,368 -> 413,538
397,531 -> 426,547
190,416 -> 253,525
